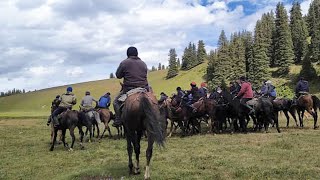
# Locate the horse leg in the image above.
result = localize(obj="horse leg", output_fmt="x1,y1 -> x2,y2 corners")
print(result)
100,123 -> 107,139
145,134 -> 154,180
78,126 -> 85,150
133,131 -> 142,175
96,122 -> 100,138
126,132 -> 134,175
264,117 -> 269,133
274,112 -> 281,133
289,108 -> 299,127
167,120 -> 174,137
283,110 -> 290,127
297,110 -> 303,127
69,127 -> 76,151
307,109 -> 319,129
49,128 -> 58,151
61,129 -> 68,148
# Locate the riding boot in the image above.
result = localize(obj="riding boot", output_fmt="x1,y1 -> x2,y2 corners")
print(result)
112,100 -> 122,127
52,116 -> 60,128
47,115 -> 52,126
246,104 -> 255,115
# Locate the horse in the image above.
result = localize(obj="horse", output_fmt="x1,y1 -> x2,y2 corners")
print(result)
98,108 -> 115,139
83,109 -> 101,138
272,98 -> 298,127
49,110 -> 92,151
159,96 -> 183,137
48,115 -> 62,144
255,97 -> 280,133
296,94 -> 319,129
121,90 -> 165,179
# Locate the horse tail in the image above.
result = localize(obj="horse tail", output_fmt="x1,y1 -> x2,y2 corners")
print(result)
140,95 -> 165,147
312,95 -> 320,111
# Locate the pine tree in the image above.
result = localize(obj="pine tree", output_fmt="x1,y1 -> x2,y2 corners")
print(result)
192,43 -> 197,67
241,31 -> 254,73
206,50 -> 217,82
158,63 -> 162,70
229,33 -> 246,80
166,48 -> 179,79
162,65 -> 165,70
290,1 -> 308,64
197,40 -> 207,64
151,66 -> 156,71
274,2 -> 294,74
307,0 -> 320,63
248,20 -> 270,87
181,44 -> 192,70
261,11 -> 276,66
177,58 -> 181,68
109,73 -> 115,78
300,48 -> 317,80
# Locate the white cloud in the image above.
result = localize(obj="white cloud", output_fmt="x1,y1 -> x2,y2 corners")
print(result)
0,0 -> 313,92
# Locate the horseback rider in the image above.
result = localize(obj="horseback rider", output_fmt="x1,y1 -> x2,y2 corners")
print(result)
51,86 -> 77,127
80,91 -> 98,111
235,76 -> 254,115
98,92 -> 111,109
185,82 -> 201,112
112,46 -> 149,127
230,80 -> 241,95
198,82 -> 208,97
158,92 -> 168,104
295,77 -> 309,98
209,86 -> 223,104
46,95 -> 61,126
260,80 -> 268,96
265,80 -> 277,100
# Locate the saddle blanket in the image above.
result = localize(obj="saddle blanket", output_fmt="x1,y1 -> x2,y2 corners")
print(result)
118,87 -> 147,102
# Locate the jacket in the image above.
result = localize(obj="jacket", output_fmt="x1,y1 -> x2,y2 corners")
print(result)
98,95 -> 111,108
116,56 -> 148,90
81,95 -> 97,108
237,82 -> 253,99
295,80 -> 309,94
59,93 -> 77,108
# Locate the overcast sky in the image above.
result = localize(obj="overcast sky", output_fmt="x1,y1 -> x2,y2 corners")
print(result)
0,0 -> 312,92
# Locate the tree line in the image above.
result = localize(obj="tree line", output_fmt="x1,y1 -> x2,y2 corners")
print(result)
0,89 -> 26,97
166,0 -> 320,89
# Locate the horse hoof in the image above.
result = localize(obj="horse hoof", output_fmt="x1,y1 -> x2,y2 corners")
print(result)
49,148 -> 53,151
314,126 -> 319,129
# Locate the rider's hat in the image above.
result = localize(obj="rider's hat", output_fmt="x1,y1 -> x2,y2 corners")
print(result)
66,86 -> 73,92
85,91 -> 90,95
190,82 -> 197,87
127,47 -> 138,57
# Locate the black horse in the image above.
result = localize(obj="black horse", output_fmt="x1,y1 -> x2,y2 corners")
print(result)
121,91 -> 165,179
272,98 -> 298,127
49,110 -> 92,151
255,97 -> 280,133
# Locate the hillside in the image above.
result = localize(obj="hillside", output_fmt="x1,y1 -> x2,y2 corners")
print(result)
0,63 -> 319,118
0,63 -> 207,117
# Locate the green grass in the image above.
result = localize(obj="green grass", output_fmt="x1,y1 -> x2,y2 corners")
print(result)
1,117 -> 320,180
0,63 -> 207,117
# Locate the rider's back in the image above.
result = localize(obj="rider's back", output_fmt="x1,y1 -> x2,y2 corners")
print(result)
59,93 -> 76,108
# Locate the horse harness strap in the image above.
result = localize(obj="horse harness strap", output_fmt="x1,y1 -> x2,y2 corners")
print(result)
118,87 -> 147,102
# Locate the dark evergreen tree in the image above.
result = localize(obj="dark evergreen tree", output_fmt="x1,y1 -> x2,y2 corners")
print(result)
206,50 -> 217,83
229,33 -> 246,80
261,11 -> 276,66
274,2 -> 294,74
162,65 -> 165,70
158,63 -> 162,70
197,40 -> 207,64
192,43 -> 197,66
177,58 -> 181,68
241,31 -> 254,73
166,48 -> 179,79
181,44 -> 193,70
109,73 -> 115,79
248,20 -> 270,87
290,1 -> 308,64
151,66 -> 157,71
300,48 -> 317,80
307,0 -> 320,63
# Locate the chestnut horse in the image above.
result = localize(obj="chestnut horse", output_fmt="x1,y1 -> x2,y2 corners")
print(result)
121,91 -> 165,179
297,94 -> 319,129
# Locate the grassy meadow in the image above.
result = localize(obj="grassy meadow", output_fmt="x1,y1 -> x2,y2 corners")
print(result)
1,118 -> 320,180
1,63 -> 320,179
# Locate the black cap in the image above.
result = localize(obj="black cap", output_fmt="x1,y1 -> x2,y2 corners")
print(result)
240,76 -> 246,81
127,46 -> 138,57
176,87 -> 181,91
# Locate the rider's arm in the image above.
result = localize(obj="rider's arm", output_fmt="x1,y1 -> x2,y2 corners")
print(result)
116,62 -> 125,79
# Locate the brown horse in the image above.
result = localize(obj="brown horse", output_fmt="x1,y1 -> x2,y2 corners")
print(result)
297,94 -> 318,129
121,91 -> 165,179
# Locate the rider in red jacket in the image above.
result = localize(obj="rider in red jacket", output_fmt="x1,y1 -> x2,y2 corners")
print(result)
235,76 -> 254,114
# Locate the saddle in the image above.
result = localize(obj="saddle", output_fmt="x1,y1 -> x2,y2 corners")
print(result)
118,87 -> 147,102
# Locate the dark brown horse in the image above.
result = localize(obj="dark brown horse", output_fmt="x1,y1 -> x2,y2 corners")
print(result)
121,91 -> 165,179
272,98 -> 298,127
49,110 -> 92,151
296,94 -> 318,129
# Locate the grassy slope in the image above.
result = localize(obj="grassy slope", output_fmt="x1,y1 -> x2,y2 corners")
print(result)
0,118 -> 320,180
0,64 -> 207,117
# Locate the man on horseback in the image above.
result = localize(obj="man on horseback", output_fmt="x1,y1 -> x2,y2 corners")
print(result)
80,91 -> 98,111
295,77 -> 309,98
199,82 -> 208,97
230,80 -> 241,95
265,80 -> 277,100
46,95 -> 61,126
98,92 -> 111,109
185,82 -> 201,112
235,76 -> 254,115
51,87 -> 77,128
112,46 -> 149,127
158,92 -> 168,104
